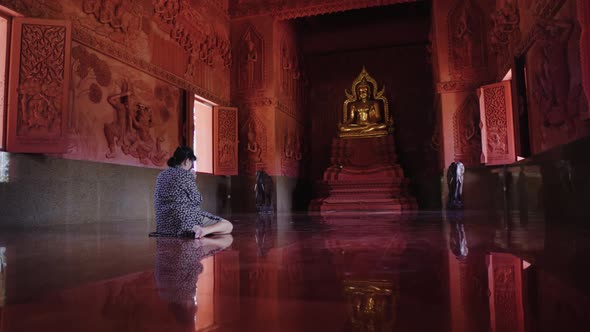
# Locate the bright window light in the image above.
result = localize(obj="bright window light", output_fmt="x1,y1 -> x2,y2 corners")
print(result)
193,98 -> 213,174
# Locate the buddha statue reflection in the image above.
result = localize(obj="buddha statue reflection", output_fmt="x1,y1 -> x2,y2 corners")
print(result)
338,69 -> 391,138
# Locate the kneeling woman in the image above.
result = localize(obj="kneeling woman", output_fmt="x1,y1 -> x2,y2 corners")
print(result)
152,146 -> 233,238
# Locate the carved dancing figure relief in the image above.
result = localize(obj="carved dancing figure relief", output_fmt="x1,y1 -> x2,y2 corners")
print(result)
239,28 -> 262,89
104,80 -> 167,165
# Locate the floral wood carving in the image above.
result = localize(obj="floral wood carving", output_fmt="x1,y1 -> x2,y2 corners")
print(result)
6,19 -> 72,153
214,107 -> 238,175
16,24 -> 64,135
453,94 -> 481,166
479,81 -> 516,165
448,0 -> 487,79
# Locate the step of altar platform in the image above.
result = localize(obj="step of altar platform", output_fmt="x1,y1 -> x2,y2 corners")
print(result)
309,135 -> 418,215
309,196 -> 418,214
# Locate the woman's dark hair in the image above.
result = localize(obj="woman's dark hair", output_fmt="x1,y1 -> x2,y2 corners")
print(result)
167,146 -> 197,167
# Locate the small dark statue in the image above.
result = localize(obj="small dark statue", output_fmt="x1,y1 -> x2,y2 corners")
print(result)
255,170 -> 273,213
446,161 -> 465,209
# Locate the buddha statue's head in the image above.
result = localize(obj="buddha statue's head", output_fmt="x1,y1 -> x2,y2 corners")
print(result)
356,78 -> 371,101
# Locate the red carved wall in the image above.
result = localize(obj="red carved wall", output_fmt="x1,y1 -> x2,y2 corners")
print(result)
523,1 -> 590,153
61,43 -> 180,168
6,18 -> 71,153
479,81 -> 516,165
213,106 -> 238,175
231,16 -> 307,177
433,0 -> 590,167
0,0 -> 232,167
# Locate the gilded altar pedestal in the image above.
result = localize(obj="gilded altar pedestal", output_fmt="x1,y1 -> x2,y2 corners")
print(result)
309,135 -> 417,214
310,69 -> 417,214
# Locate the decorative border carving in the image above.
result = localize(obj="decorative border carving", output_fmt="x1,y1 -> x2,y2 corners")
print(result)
72,24 -> 230,106
437,80 -> 483,93
230,0 -> 416,20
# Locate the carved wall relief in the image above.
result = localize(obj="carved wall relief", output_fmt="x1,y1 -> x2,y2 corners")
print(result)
215,106 -> 238,174
64,44 -> 180,168
240,112 -> 267,174
453,94 -> 482,166
238,26 -> 263,90
490,0 -> 521,68
281,123 -> 303,177
479,82 -> 516,165
526,18 -> 588,152
14,23 -> 68,140
77,0 -> 143,47
153,0 -> 231,69
448,0 -> 487,79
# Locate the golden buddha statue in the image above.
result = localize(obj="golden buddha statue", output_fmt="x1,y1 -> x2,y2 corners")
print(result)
338,68 -> 392,138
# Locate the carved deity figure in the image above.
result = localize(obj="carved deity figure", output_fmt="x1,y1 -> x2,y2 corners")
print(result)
240,33 -> 258,88
338,68 -> 391,138
246,120 -> 262,162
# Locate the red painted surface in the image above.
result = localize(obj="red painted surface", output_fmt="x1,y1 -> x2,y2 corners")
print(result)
213,106 -> 238,175
479,80 -> 516,165
310,135 -> 417,214
487,252 -> 525,332
6,18 -> 71,153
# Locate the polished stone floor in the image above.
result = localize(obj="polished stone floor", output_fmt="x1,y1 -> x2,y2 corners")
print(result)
1,211 -> 590,331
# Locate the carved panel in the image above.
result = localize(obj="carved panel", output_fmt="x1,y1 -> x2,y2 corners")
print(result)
437,80 -> 482,93
6,18 -> 71,153
238,26 -> 263,90
487,253 -> 524,332
239,111 -> 267,175
214,106 -> 238,175
478,81 -> 516,165
453,94 -> 481,166
281,121 -> 303,177
80,0 -> 143,46
152,0 -> 231,70
490,0 -> 521,69
526,19 -> 589,153
63,43 -> 180,168
448,0 -> 487,79
0,0 -> 231,105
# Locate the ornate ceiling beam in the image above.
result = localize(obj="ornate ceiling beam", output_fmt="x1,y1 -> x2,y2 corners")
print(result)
230,0 -> 420,20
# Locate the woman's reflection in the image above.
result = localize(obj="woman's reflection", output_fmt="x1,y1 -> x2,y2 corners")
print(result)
155,236 -> 232,328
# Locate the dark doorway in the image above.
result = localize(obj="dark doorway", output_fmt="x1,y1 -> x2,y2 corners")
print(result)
515,56 -> 531,158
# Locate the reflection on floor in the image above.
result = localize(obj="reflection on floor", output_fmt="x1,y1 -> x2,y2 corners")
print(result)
1,211 -> 590,331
